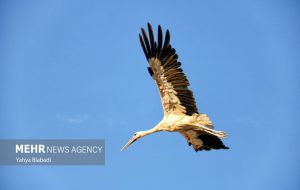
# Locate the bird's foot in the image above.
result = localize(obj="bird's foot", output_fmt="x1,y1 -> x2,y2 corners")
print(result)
196,124 -> 227,138
213,131 -> 227,138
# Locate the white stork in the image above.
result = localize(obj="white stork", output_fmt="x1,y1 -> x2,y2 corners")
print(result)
121,23 -> 229,152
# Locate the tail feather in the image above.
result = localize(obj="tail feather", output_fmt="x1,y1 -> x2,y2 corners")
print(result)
196,113 -> 214,129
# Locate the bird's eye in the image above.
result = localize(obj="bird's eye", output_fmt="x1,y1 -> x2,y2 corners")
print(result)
134,133 -> 137,136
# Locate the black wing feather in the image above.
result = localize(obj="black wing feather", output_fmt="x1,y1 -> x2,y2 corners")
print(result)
141,28 -> 151,58
147,23 -> 156,57
157,25 -> 163,56
139,23 -> 198,115
196,133 -> 229,151
139,34 -> 149,59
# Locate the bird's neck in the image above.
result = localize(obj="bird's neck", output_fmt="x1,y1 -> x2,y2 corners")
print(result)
140,123 -> 164,137
140,128 -> 157,137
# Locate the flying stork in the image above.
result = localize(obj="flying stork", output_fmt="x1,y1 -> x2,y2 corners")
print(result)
121,23 -> 229,152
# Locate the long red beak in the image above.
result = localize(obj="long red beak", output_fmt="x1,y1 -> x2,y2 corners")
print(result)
121,137 -> 137,152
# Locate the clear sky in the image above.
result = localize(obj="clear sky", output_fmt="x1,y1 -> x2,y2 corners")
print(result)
0,0 -> 299,189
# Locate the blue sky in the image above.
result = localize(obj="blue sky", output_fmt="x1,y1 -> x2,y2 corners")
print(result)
0,0 -> 299,189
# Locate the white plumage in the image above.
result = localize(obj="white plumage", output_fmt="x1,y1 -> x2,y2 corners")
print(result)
121,23 -> 228,152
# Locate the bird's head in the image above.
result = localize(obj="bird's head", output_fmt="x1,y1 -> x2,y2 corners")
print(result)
121,132 -> 143,152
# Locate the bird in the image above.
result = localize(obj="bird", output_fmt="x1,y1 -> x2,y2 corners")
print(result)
121,23 -> 229,152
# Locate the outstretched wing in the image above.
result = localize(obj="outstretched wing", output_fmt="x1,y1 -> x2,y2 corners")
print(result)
139,23 -> 198,116
179,130 -> 229,151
